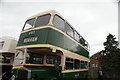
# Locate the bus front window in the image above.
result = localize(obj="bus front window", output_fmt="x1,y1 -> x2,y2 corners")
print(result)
23,18 -> 35,30
26,52 -> 43,64
14,49 -> 24,65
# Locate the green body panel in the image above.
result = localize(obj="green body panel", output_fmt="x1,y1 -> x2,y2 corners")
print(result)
12,66 -> 88,80
12,66 -> 62,80
62,70 -> 88,79
17,28 -> 49,46
26,66 -> 62,79
17,28 -> 89,58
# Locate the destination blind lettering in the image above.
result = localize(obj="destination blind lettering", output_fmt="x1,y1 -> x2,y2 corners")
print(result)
23,37 -> 38,43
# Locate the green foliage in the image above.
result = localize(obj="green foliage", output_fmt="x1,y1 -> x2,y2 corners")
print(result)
99,33 -> 120,71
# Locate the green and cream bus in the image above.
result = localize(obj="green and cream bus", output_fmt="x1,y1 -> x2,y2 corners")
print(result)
11,10 -> 89,80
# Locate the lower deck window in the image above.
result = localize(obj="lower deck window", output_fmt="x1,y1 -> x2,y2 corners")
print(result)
65,58 -> 74,70
65,57 -> 88,70
80,61 -> 88,69
26,52 -> 43,64
46,55 -> 61,65
0,55 -> 11,63
26,51 -> 61,65
65,62 -> 73,69
74,59 -> 80,69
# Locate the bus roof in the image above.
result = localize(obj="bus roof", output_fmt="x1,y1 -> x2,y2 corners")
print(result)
28,10 -> 64,20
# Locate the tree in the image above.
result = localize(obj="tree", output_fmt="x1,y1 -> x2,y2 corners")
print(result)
99,33 -> 120,79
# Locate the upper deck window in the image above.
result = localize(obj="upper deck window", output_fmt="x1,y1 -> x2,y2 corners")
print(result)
79,37 -> 86,46
74,31 -> 80,42
35,14 -> 51,27
53,15 -> 65,31
0,41 -> 4,49
66,23 -> 74,37
23,18 -> 35,30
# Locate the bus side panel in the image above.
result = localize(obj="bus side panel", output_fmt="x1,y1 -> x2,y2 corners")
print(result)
26,66 -> 62,80
63,34 -> 89,58
62,70 -> 88,79
47,28 -> 65,49
47,28 -> 89,58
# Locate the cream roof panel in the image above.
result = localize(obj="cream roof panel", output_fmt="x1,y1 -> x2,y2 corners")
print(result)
27,10 -> 64,20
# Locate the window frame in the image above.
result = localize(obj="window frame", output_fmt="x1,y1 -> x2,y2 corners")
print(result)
74,31 -> 80,42
65,22 -> 74,38
79,37 -> 85,46
53,14 -> 65,31
23,18 -> 36,31
14,49 -> 25,65
0,41 -> 4,49
65,57 -> 88,70
84,40 -> 89,48
74,59 -> 80,69
80,60 -> 89,69
26,52 -> 44,64
46,54 -> 61,65
65,57 -> 74,70
0,55 -> 12,64
35,14 -> 51,27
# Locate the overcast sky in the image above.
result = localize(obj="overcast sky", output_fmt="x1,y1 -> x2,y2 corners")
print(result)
0,0 -> 118,56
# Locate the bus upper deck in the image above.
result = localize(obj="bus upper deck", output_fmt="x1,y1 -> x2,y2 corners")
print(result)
21,10 -> 89,50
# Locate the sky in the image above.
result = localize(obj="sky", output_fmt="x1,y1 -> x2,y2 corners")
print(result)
0,0 -> 119,56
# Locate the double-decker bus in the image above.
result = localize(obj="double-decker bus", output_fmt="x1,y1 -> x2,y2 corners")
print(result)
0,38 -> 17,80
11,10 -> 89,80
